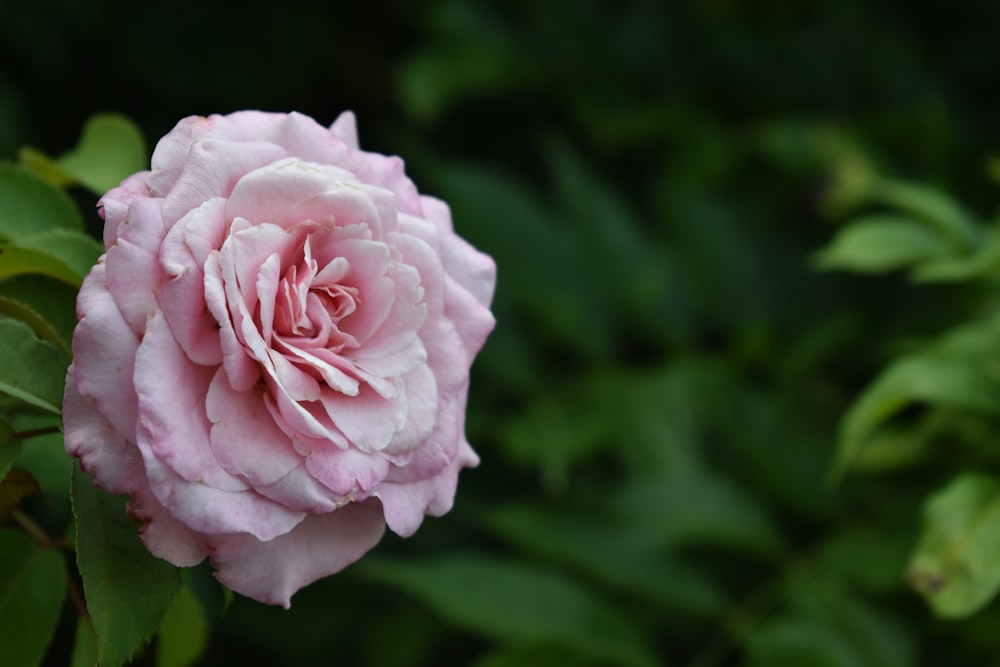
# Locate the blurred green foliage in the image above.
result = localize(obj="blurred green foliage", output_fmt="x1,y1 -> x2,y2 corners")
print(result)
5,0 -> 1000,665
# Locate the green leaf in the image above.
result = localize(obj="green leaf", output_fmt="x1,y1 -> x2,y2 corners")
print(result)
20,113 -> 147,196
0,529 -> 68,667
0,276 -> 80,350
14,229 -> 103,282
71,617 -> 99,667
156,584 -> 208,667
873,179 -> 981,250
16,431 -> 72,496
908,473 -> 1000,617
0,295 -> 72,358
833,315 -> 1000,476
483,503 -> 725,617
361,554 -> 659,667
746,574 -> 915,667
815,215 -> 952,274
0,243 -> 85,287
0,164 -> 83,242
72,463 -> 181,667
0,317 -> 69,413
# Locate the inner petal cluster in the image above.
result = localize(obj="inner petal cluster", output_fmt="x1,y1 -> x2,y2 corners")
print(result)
270,237 -> 361,353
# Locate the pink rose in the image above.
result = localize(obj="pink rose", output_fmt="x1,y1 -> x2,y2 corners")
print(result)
63,111 -> 496,607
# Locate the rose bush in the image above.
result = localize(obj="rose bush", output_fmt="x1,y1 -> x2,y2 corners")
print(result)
62,111 -> 496,607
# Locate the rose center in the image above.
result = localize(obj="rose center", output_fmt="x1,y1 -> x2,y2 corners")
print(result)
270,235 -> 360,351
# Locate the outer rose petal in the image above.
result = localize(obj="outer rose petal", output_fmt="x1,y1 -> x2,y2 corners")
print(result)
72,264 -> 140,442
63,367 -> 141,496
375,440 -> 479,537
210,499 -> 385,608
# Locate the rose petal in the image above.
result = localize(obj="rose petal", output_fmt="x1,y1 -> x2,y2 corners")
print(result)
330,111 -> 360,150
63,366 -> 141,496
304,443 -> 389,497
210,499 -> 385,608
375,440 -> 479,537
205,251 -> 260,391
206,367 -> 304,487
418,195 -> 497,309
162,138 -> 287,225
158,197 -> 228,365
134,312 -> 247,492
72,264 -> 141,441
225,159 -> 357,229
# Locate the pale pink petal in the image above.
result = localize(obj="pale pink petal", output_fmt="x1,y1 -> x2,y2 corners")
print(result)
444,272 -> 497,362
63,366 -> 142,496
265,111 -> 351,164
162,139 -> 287,225
210,500 -> 385,608
72,264 -> 140,441
330,111 -> 360,150
158,197 -> 228,365
135,448 -> 305,541
129,485 -> 210,567
351,260 -> 426,359
322,239 -> 394,345
99,172 -> 153,247
320,383 -> 404,453
205,367 -> 304,486
417,196 -> 497,308
255,463 -> 350,513
205,251 -> 260,391
384,364 -> 438,454
133,312 -> 246,492
304,444 -> 390,497
375,440 -> 479,537
224,159 -> 357,228
104,197 -> 168,334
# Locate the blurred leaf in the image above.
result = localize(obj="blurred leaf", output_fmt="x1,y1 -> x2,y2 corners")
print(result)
0,467 -> 38,517
471,645 -> 602,667
156,584 -> 208,667
833,314 -> 1000,476
483,503 -> 725,617
361,554 -> 659,667
72,462 -> 181,667
19,113 -> 147,195
0,164 -> 83,241
746,575 -> 915,667
0,275 -> 80,349
815,214 -> 952,274
0,529 -> 67,667
13,228 -> 103,281
0,317 -> 68,414
17,431 -> 71,496
617,471 -> 784,556
543,137 -> 685,346
908,473 -> 1000,617
499,381 -> 617,491
0,243 -> 84,286
872,179 -> 981,250
71,618 -> 99,667
0,295 -> 71,358
819,530 -> 912,595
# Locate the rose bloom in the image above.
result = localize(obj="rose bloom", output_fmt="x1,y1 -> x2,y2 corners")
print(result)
63,111 -> 495,607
